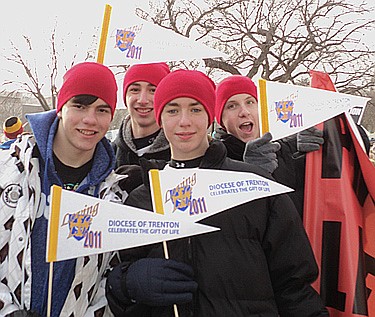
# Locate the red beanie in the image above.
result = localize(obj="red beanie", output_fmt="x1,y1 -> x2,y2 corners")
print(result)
57,62 -> 118,117
3,116 -> 23,139
215,75 -> 258,127
122,62 -> 170,104
154,69 -> 216,127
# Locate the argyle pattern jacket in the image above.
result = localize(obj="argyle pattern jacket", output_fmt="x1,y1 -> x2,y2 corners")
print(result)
0,135 -> 124,316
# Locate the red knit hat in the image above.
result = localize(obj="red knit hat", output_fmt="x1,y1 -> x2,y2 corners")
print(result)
215,75 -> 258,127
57,62 -> 118,117
154,69 -> 216,127
122,62 -> 170,105
3,116 -> 23,139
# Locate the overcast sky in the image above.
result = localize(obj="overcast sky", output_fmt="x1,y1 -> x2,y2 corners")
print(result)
1,0 -> 374,102
0,0 -> 149,98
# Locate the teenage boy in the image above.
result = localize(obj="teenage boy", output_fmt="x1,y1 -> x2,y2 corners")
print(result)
106,69 -> 329,317
215,75 -> 324,217
112,62 -> 171,167
0,62 -> 127,316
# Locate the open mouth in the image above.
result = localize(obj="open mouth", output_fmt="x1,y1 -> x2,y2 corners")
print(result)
239,122 -> 253,133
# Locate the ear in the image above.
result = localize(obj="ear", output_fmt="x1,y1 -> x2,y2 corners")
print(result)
57,111 -> 62,119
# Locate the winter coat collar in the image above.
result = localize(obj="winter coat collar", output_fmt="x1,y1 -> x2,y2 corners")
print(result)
114,114 -> 170,154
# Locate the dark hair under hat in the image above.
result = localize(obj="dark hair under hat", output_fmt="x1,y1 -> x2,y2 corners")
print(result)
154,69 -> 216,127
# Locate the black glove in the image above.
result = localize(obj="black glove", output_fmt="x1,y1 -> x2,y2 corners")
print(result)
115,164 -> 143,194
125,258 -> 197,306
212,125 -> 226,140
297,126 -> 324,153
243,132 -> 281,174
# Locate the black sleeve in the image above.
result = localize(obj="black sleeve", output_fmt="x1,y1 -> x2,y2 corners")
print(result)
273,135 -> 306,218
263,194 -> 329,317
106,183 -> 159,316
356,124 -> 370,155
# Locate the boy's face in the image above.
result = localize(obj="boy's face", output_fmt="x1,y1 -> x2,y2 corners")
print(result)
221,93 -> 260,143
56,97 -> 112,157
160,97 -> 209,161
125,81 -> 158,132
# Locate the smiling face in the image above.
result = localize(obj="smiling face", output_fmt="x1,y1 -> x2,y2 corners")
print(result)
160,97 -> 209,161
125,81 -> 160,138
54,96 -> 112,166
221,93 -> 260,143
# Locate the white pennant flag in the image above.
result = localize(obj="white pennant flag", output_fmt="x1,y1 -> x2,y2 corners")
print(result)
46,185 -> 218,262
103,7 -> 227,65
150,167 -> 293,222
47,167 -> 292,262
258,79 -> 370,141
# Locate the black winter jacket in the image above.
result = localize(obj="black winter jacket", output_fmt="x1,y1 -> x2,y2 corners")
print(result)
107,141 -> 328,317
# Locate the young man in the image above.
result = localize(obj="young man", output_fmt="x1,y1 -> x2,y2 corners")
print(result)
112,62 -> 171,167
0,62 -> 127,316
106,69 -> 329,316
215,75 -> 324,217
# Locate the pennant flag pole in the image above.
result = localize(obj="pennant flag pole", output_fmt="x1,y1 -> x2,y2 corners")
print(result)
258,79 -> 269,136
97,4 -> 112,64
46,186 -> 63,316
150,169 -> 180,317
47,5 -> 112,315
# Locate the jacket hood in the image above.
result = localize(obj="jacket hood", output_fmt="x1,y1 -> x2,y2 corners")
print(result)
26,110 -> 115,196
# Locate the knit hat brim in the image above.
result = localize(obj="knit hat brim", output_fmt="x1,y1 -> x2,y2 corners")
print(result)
154,70 -> 216,127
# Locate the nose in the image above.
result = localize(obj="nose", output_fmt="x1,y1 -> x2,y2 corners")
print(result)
82,108 -> 98,125
178,110 -> 192,126
137,89 -> 149,105
238,104 -> 251,117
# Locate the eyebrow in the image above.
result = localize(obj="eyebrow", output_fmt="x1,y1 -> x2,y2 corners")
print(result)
129,82 -> 156,88
96,104 -> 111,109
166,101 -> 202,107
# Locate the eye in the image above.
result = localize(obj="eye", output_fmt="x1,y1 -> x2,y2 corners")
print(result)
129,87 -> 140,93
225,103 -> 236,110
98,107 -> 111,114
192,107 -> 202,113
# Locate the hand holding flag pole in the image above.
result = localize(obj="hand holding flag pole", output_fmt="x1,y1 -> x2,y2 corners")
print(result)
149,169 -> 180,317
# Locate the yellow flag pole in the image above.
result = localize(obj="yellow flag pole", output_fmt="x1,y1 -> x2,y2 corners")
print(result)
97,4 -> 112,64
150,169 -> 180,317
47,185 -> 62,317
258,79 -> 269,136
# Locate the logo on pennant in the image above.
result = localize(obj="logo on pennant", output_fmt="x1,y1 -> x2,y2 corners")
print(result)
68,214 -> 92,241
169,185 -> 193,212
62,202 -> 102,249
114,24 -> 143,60
164,172 -> 208,216
115,29 -> 136,52
275,100 -> 294,123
